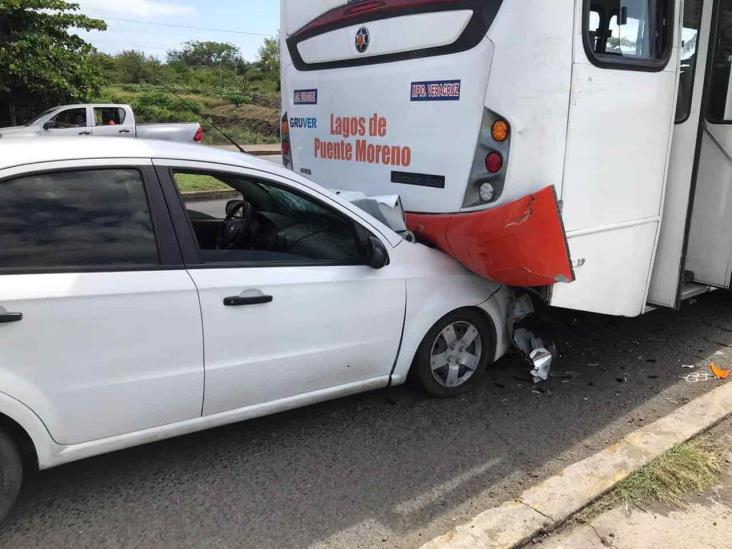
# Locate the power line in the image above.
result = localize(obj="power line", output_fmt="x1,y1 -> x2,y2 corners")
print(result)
105,17 -> 275,38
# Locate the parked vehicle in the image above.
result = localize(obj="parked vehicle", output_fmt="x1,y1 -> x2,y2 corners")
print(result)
0,104 -> 203,143
0,137 -> 512,519
281,0 -> 726,317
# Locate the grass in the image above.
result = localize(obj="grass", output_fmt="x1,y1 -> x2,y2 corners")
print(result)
175,173 -> 231,194
202,124 -> 280,146
577,438 -> 725,522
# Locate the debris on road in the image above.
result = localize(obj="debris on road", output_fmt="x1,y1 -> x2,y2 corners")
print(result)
710,362 -> 731,380
681,364 -> 696,369
509,294 -> 558,384
682,372 -> 714,384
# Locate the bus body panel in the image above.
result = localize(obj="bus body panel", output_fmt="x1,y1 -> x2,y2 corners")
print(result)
687,127 -> 732,287
482,0 -> 575,204
284,37 -> 494,214
549,0 -> 681,317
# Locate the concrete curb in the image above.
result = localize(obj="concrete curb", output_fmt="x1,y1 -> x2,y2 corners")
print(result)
421,381 -> 732,549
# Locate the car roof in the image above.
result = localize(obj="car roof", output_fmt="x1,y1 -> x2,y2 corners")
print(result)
0,137 -> 290,177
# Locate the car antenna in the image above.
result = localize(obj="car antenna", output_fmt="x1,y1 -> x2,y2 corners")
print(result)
133,61 -> 248,154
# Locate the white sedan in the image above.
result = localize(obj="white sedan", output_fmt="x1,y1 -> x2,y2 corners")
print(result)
0,138 -> 511,518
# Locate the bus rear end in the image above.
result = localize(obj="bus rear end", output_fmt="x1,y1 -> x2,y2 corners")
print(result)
281,0 -> 574,287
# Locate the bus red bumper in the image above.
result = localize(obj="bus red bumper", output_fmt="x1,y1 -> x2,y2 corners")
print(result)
405,186 -> 575,287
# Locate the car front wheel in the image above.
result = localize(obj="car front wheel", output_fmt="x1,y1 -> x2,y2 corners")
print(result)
414,308 -> 494,398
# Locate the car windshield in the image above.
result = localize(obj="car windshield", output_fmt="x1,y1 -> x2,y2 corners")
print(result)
24,108 -> 57,126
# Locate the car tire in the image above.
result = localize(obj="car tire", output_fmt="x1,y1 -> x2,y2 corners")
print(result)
0,428 -> 23,522
414,308 -> 494,398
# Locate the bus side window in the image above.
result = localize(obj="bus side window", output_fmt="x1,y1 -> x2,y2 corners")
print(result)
708,0 -> 732,122
583,0 -> 673,69
676,0 -> 704,123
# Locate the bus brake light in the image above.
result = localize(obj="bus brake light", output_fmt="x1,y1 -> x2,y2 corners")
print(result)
485,152 -> 503,173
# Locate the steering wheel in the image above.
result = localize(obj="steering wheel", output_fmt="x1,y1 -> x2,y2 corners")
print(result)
217,199 -> 255,250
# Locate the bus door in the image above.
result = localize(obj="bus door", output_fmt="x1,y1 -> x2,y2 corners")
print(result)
686,0 -> 732,288
649,0 -> 710,308
551,0 -> 682,317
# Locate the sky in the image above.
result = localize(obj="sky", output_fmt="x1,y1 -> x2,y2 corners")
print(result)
75,0 -> 280,61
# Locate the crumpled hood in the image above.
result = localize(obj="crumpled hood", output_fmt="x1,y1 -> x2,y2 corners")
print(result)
0,126 -> 40,138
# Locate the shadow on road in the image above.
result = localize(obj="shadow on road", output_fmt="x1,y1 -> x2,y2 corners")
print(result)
2,292 -> 732,548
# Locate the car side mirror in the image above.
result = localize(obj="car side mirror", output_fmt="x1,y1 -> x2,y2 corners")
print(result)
365,236 -> 389,269
43,121 -> 56,130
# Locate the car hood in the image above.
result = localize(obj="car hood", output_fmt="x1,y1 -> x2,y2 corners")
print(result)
0,126 -> 40,138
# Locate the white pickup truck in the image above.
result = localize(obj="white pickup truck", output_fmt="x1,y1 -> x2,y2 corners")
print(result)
0,104 -> 203,143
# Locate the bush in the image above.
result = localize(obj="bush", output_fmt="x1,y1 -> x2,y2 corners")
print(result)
128,92 -> 202,123
221,92 -> 253,105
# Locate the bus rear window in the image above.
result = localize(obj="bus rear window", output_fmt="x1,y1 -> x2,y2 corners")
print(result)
287,0 -> 504,71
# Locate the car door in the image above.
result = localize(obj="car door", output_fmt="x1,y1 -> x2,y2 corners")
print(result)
92,106 -> 135,138
154,160 -> 406,416
0,161 -> 204,445
44,107 -> 93,137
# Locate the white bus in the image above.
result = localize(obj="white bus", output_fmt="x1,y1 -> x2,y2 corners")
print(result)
281,0 -> 731,318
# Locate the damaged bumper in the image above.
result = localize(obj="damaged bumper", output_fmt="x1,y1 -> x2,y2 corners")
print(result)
405,186 -> 575,287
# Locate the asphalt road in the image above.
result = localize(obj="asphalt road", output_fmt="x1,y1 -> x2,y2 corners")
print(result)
2,290 -> 731,548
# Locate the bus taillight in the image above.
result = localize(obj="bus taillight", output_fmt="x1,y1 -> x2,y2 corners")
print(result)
491,120 -> 509,142
485,152 -> 503,174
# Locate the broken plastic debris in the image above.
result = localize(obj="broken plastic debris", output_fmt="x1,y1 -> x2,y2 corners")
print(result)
710,362 -> 731,380
682,372 -> 713,383
508,294 -> 558,384
529,348 -> 553,383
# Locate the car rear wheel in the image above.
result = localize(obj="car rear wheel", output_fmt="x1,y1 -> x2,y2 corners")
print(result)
0,428 -> 22,522
414,309 -> 494,398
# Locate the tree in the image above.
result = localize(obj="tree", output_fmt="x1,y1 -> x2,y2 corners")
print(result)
167,41 -> 241,68
257,37 -> 280,74
0,0 -> 107,126
110,50 -> 161,84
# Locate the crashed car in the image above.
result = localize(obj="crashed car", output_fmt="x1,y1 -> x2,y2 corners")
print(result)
0,138 -> 513,519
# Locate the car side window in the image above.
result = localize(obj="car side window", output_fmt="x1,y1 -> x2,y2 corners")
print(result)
0,169 -> 160,271
52,108 -> 87,128
94,107 -> 126,126
172,171 -> 363,265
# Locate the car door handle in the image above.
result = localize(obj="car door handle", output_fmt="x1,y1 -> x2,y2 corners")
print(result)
78,131 -> 92,136
224,295 -> 273,307
0,313 -> 22,324
118,129 -> 131,134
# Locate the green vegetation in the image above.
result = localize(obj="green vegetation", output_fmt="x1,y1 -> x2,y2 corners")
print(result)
0,2 -> 281,146
175,173 -> 231,194
0,0 -> 107,126
92,40 -> 282,145
577,438 -> 725,523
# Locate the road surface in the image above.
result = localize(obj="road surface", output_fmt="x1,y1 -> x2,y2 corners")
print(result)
2,291 -> 731,548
